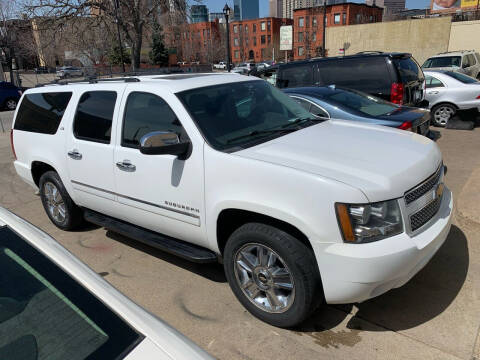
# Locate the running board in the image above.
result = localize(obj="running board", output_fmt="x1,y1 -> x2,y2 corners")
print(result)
83,209 -> 218,263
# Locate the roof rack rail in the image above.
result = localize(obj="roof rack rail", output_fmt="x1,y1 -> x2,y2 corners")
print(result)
36,76 -> 140,87
356,51 -> 384,54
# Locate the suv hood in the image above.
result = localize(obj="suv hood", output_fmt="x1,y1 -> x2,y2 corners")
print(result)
235,120 -> 442,202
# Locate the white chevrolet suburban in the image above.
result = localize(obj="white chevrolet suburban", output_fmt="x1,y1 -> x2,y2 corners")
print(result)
10,73 -> 453,328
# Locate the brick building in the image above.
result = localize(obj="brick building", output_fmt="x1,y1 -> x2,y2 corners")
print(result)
229,17 -> 293,64
180,20 -> 224,63
293,2 -> 383,60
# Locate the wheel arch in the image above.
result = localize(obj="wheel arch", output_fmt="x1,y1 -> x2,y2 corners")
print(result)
31,161 -> 58,187
216,208 -> 314,256
431,102 -> 459,111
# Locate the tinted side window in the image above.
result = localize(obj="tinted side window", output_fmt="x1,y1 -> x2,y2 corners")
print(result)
318,58 -> 391,95
278,64 -> 314,88
292,97 -> 312,111
14,92 -> 72,134
73,91 -> 117,143
426,76 -> 444,88
394,57 -> 423,82
310,104 -> 329,118
122,92 -> 187,148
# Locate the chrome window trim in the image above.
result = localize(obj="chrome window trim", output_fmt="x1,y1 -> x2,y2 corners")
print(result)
289,95 -> 331,119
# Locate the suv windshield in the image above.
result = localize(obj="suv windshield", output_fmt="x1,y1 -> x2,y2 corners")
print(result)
444,71 -> 479,84
177,80 -> 319,151
423,56 -> 461,69
0,226 -> 141,360
318,87 -> 399,117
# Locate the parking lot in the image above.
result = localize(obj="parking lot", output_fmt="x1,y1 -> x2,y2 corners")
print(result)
1,109 -> 480,360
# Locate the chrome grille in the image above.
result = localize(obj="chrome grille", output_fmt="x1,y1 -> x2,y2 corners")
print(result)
405,166 -> 442,205
410,195 -> 442,231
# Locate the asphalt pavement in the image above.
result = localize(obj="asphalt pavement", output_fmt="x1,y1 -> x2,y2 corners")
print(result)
1,110 -> 480,359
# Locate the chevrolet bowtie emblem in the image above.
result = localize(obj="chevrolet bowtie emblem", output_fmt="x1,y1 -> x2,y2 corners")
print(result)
436,183 -> 444,199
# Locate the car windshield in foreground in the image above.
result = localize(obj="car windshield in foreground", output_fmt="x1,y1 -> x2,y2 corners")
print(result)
0,226 -> 142,360
422,56 -> 461,68
177,80 -> 321,151
317,87 -> 399,117
444,71 -> 479,84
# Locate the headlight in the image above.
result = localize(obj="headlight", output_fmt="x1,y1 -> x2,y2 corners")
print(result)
335,199 -> 403,244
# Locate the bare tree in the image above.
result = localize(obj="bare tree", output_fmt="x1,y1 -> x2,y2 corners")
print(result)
22,0 -> 187,70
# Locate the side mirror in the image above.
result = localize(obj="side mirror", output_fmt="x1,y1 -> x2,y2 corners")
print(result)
140,131 -> 191,160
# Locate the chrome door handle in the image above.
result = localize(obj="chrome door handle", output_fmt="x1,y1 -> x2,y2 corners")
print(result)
116,160 -> 136,172
428,91 -> 439,95
67,150 -> 82,160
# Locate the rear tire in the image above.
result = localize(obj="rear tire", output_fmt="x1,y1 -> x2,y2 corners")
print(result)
4,98 -> 17,111
224,223 -> 322,328
39,171 -> 83,230
432,104 -> 456,127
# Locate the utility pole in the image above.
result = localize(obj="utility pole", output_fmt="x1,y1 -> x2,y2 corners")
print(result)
322,0 -> 327,57
113,0 -> 126,73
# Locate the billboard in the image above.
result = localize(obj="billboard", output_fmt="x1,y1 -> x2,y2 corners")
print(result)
431,0 -> 479,12
279,25 -> 293,51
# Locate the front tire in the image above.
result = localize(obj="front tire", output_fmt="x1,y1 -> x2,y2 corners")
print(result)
224,223 -> 322,328
432,104 -> 456,127
39,171 -> 83,230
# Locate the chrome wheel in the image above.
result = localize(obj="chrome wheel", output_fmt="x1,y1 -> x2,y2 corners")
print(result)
234,243 -> 295,313
433,106 -> 455,126
6,99 -> 17,110
43,182 -> 66,223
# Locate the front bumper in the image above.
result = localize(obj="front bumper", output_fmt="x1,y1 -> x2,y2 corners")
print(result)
316,187 -> 453,304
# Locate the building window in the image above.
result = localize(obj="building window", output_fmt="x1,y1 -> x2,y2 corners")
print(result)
261,21 -> 266,30
234,50 -> 240,58
299,17 -> 304,27
234,38 -> 239,46
234,25 -> 238,33
334,13 -> 340,24
342,13 -> 346,24
298,46 -> 304,56
298,32 -> 303,42
261,35 -> 266,44
312,17 -> 317,27
253,36 -> 257,46
261,48 -> 266,58
267,34 -> 271,44
267,21 -> 271,31
245,25 -> 248,33
312,32 -> 316,41
356,14 -> 361,23
370,15 -> 373,22
246,38 -> 249,46
253,24 -> 256,32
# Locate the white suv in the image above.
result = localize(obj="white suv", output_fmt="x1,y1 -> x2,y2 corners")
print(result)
422,50 -> 480,79
10,73 -> 453,328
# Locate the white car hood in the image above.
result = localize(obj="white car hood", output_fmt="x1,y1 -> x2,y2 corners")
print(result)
236,120 -> 442,202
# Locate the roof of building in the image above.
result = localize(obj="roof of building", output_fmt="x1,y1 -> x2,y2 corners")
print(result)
293,2 -> 383,12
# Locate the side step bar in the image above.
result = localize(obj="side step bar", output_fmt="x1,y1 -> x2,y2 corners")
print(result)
84,209 -> 218,264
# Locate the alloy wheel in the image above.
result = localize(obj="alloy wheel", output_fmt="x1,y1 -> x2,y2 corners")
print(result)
433,106 -> 455,126
234,243 -> 295,313
43,182 -> 66,223
6,100 -> 16,110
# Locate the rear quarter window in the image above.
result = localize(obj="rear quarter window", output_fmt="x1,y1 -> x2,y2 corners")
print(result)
317,57 -> 391,95
14,92 -> 72,135
394,57 -> 424,83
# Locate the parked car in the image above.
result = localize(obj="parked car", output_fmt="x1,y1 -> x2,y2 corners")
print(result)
11,73 -> 452,328
56,66 -> 84,79
213,62 -> 227,69
251,52 -> 427,107
34,66 -> 55,74
0,207 -> 213,359
284,86 -> 431,136
233,62 -> 256,74
424,70 -> 480,127
422,50 -> 480,79
177,61 -> 187,66
256,61 -> 273,71
0,82 -> 22,111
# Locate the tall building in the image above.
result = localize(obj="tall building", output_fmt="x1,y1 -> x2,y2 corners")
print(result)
209,12 -> 226,23
365,0 -> 405,14
191,5 -> 209,23
269,0 -> 283,17
234,0 -> 260,21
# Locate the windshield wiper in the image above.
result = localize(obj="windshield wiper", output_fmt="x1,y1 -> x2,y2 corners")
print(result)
282,117 -> 324,129
226,128 -> 298,144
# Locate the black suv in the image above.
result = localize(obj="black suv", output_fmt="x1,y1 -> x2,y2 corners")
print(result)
251,52 -> 427,107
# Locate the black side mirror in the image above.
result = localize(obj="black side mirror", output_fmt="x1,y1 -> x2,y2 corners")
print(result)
140,131 -> 191,160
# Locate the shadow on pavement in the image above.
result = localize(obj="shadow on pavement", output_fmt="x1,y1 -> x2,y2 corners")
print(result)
105,230 -> 227,283
298,224 -> 469,333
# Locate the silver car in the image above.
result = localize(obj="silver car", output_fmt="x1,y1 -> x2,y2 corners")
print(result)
422,51 -> 480,80
424,70 -> 480,127
56,66 -> 84,79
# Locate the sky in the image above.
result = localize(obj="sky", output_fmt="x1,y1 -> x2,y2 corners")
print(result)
203,0 -> 432,17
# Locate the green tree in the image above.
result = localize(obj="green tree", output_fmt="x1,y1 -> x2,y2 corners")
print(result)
149,24 -> 169,66
108,44 -> 130,66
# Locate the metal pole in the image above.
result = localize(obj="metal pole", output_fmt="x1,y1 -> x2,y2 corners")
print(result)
113,0 -> 126,73
226,15 -> 231,72
322,1 -> 327,57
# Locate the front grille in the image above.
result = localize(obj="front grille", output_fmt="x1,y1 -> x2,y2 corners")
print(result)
410,195 -> 442,231
405,166 -> 442,205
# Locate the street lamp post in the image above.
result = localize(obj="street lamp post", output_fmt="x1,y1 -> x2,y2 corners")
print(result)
223,4 -> 232,72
